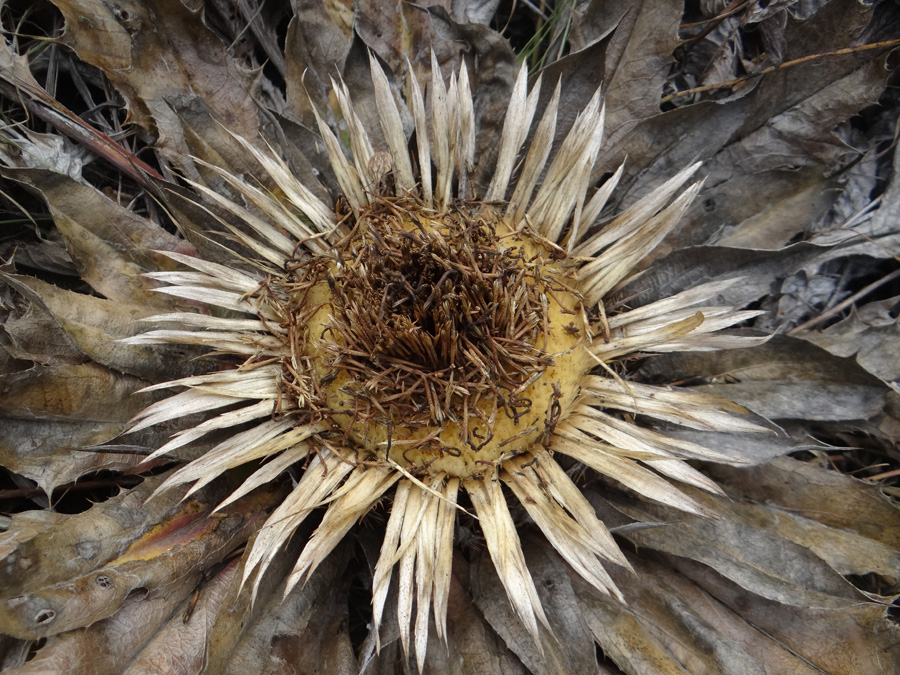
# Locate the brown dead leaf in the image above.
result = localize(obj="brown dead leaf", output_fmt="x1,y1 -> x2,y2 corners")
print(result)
568,0 -> 893,261
638,336 -> 891,423
699,54 -> 887,190
284,0 -> 351,128
727,496 -> 900,586
567,0 -> 630,55
0,485 -> 279,639
0,477 -> 186,594
593,0 -> 684,165
607,490 -> 875,609
355,1 -> 442,92
0,360 -> 161,492
123,558 -> 241,675
1,277 -> 84,367
692,168 -> 840,250
1,168 -> 192,306
0,419 -> 142,497
216,540 -> 355,675
707,456 -> 900,550
0,361 -> 149,423
673,555 -> 899,674
571,550 -> 820,675
581,476 -> 900,673
270,570 -> 358,675
561,539 -> 699,675
801,296 -> 900,386
471,533 -> 600,675
429,551 -> 531,675
6,587 -> 190,675
49,0 -> 260,177
833,127 -> 900,251
199,527 -> 308,673
730,0 -> 880,134
0,236 -> 76,278
0,511 -> 67,562
2,274 -> 212,381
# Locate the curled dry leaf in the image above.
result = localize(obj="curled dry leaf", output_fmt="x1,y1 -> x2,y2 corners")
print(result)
0,477 -> 185,593
122,558 -> 241,675
0,363 -> 154,494
638,336 -> 893,423
2,274 -> 211,381
795,270 -> 900,388
50,0 -> 260,179
0,483 -> 283,642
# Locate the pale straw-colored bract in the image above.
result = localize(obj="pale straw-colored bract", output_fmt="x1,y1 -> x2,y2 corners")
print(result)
124,53 -> 767,670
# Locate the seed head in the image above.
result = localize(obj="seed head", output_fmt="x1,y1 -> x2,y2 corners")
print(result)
125,54 -> 767,670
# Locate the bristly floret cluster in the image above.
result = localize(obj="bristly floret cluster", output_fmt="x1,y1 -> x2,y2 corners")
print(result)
324,196 -> 560,428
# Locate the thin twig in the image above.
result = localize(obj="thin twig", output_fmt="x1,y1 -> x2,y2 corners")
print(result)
868,467 -> 900,482
0,80 -> 162,187
662,39 -> 900,104
787,267 -> 900,335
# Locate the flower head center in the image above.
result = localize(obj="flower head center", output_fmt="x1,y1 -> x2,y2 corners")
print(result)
330,200 -> 554,417
277,196 -> 590,477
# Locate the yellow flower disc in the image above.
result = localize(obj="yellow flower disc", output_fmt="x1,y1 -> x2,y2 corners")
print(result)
295,198 -> 591,477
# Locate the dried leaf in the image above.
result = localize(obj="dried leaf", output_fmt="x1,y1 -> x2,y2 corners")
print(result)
123,559 -> 241,675
8,586 -> 190,675
726,495 -> 900,586
472,532 -> 600,675
284,0 -> 351,127
638,336 -> 891,422
219,542 -> 356,675
0,485 -> 279,639
571,552 -> 819,675
592,0 -> 683,165
616,242 -> 825,316
580,470 -> 900,673
608,490 -> 871,609
2,274 -> 211,380
49,0 -> 260,177
355,1 -> 440,92
0,511 -> 67,562
1,276 -> 84,367
0,477 -> 184,594
202,521 -> 318,674
572,0 -> 893,260
695,168 -> 839,250
801,296 -> 900,386
0,362 -> 158,493
706,456 -> 900,549
427,551 -> 531,675
1,168 -> 190,306
673,555 -> 899,674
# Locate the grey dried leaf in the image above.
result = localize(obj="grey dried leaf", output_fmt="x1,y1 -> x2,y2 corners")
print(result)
471,533 -> 598,675
638,336 -> 892,423
706,456 -> 900,549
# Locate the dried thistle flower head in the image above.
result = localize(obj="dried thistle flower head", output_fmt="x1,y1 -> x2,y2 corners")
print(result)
125,54 -> 766,668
